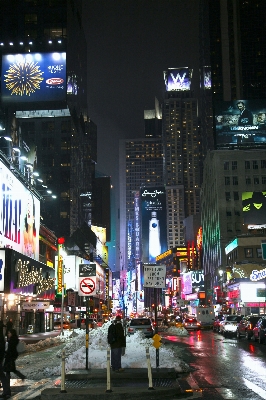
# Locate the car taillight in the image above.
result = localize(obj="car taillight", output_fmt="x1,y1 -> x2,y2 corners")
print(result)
248,323 -> 252,330
197,323 -> 201,326
128,327 -> 134,332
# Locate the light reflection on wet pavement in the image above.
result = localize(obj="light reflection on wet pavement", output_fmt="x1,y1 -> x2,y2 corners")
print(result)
163,330 -> 266,399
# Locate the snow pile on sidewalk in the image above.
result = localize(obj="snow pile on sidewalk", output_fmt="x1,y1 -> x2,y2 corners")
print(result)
18,322 -> 190,377
166,326 -> 189,336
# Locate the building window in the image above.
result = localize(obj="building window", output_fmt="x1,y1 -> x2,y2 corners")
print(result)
233,191 -> 239,201
245,248 -> 253,258
253,160 -> 259,169
234,209 -> 240,216
225,192 -> 231,201
224,161 -> 229,170
261,160 -> 266,169
226,209 -> 232,217
232,161 -> 237,170
254,176 -> 260,185
232,176 -> 238,185
245,161 -> 250,169
262,176 -> 266,185
225,177 -> 230,185
246,176 -> 251,185
227,223 -> 233,232
257,248 -> 262,258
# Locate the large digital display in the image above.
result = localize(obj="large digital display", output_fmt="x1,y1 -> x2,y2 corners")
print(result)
141,187 -> 167,263
0,160 -> 40,259
1,52 -> 66,104
215,100 -> 266,147
242,192 -> 266,227
164,67 -> 192,91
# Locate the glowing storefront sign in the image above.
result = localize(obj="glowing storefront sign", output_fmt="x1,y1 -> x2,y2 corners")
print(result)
250,268 -> 266,281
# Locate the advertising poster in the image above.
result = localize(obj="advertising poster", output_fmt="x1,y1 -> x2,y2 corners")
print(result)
1,52 -> 66,104
164,67 -> 193,91
242,192 -> 266,227
215,99 -> 266,147
141,187 -> 167,263
0,161 -> 40,259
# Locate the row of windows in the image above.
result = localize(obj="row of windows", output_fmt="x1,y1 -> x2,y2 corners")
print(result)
227,248 -> 262,263
224,160 -> 266,170
225,176 -> 266,185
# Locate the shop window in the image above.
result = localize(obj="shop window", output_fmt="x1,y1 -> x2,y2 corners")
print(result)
245,248 -> 253,258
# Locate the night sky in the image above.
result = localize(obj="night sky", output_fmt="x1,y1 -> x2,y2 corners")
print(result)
83,0 -> 199,182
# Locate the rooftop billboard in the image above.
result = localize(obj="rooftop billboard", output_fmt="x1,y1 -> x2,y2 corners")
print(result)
215,99 -> 266,147
1,52 -> 66,104
164,67 -> 192,91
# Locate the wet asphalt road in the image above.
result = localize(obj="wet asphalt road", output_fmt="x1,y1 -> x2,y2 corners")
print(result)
163,329 -> 266,399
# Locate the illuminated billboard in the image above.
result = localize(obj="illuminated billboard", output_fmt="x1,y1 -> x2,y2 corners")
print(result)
0,160 -> 40,259
201,66 -> 211,89
242,192 -> 266,227
215,100 -> 266,147
141,187 -> 167,263
1,52 -> 66,104
164,67 -> 193,91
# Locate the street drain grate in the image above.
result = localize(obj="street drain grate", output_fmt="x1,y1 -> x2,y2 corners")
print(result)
56,379 -> 176,389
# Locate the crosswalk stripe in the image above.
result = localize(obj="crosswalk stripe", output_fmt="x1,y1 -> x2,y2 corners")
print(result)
242,377 -> 266,399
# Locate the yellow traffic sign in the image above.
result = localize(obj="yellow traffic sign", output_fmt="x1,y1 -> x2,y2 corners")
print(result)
152,333 -> 162,349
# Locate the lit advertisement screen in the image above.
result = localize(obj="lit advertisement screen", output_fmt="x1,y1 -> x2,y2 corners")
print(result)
1,52 -> 66,104
215,100 -> 266,147
202,66 -> 211,89
164,67 -> 192,91
141,187 -> 167,263
242,192 -> 266,227
0,160 -> 40,259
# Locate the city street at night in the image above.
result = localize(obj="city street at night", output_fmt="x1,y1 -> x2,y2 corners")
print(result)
162,329 -> 266,399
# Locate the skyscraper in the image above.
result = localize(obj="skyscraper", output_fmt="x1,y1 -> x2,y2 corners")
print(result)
162,68 -> 201,248
0,0 -> 96,240
119,99 -> 163,271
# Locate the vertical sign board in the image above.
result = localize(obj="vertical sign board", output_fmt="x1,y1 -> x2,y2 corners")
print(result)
78,263 -> 97,296
143,264 -> 166,288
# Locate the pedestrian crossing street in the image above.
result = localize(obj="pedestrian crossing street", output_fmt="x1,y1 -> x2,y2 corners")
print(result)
177,373 -> 266,399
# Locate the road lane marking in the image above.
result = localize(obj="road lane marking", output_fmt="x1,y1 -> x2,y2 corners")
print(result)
243,377 -> 266,399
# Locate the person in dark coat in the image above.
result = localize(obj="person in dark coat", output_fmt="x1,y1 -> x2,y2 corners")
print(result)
5,320 -> 13,337
1,328 -> 26,398
0,329 -> 9,398
109,316 -> 126,372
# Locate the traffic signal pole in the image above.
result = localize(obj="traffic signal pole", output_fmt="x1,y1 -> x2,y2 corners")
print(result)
154,288 -> 159,368
86,297 -> 89,370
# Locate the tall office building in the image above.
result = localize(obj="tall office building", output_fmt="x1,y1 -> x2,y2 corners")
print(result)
162,68 -> 201,248
119,99 -> 163,271
0,0 -> 97,240
199,0 -> 266,295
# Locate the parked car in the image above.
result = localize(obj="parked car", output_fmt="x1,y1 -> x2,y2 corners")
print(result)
127,318 -> 154,338
253,317 -> 266,344
236,315 -> 262,340
220,315 -> 243,337
183,317 -> 201,331
54,321 -> 70,331
213,315 -> 225,332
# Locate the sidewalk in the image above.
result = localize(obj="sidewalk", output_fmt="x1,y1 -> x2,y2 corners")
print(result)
40,368 -> 193,400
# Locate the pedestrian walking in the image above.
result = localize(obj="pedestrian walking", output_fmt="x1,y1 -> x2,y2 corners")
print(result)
5,320 -> 13,337
0,328 -> 26,398
0,329 -> 9,399
107,315 -> 126,372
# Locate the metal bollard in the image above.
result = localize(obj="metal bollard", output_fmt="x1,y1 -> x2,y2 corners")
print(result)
60,348 -> 67,393
106,347 -> 112,393
145,347 -> 155,390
